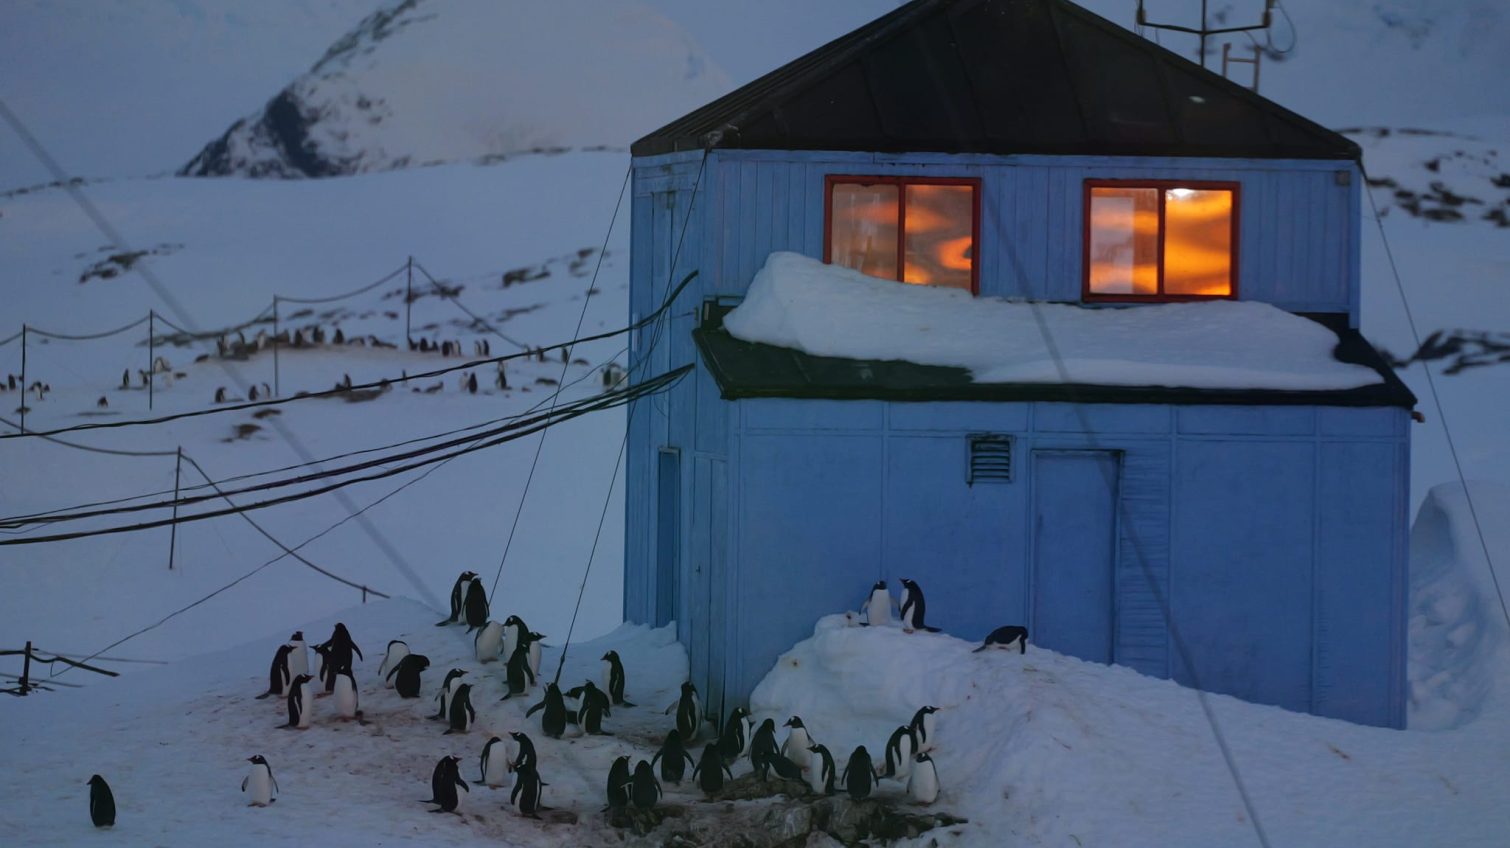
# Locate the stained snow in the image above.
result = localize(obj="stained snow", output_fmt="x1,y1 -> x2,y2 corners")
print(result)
723,252 -> 1385,392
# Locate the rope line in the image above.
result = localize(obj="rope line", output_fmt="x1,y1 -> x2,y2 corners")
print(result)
414,262 -> 531,351
26,313 -> 151,341
276,264 -> 407,305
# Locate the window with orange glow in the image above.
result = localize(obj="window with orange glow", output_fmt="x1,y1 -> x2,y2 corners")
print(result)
1086,183 -> 1236,300
826,177 -> 978,293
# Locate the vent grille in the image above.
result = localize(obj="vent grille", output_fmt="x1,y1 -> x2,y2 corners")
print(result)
968,434 -> 1014,484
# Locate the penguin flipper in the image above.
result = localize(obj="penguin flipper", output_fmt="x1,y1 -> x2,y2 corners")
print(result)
525,701 -> 544,717
621,700 -> 636,708
241,777 -> 248,791
923,626 -> 942,633
971,644 -> 988,653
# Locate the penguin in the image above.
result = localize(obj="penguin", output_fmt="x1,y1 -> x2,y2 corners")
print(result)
908,752 -> 940,804
312,643 -> 337,694
444,683 -> 476,735
499,640 -> 536,700
807,744 -> 838,796
248,385 -> 258,401
973,625 -> 1029,654
214,386 -> 227,404
386,653 -> 430,698
502,615 -> 527,662
242,755 -> 279,806
466,373 -> 477,394
315,624 -> 362,691
909,705 -> 939,753
120,369 -> 130,390
475,620 -> 504,664
861,580 -> 894,626
434,668 -> 467,720
86,774 -> 116,828
511,763 -> 547,819
524,682 -> 568,738
600,650 -> 634,707
282,674 -> 314,729
718,706 -> 753,766
377,640 -> 409,687
665,680 -> 702,742
572,680 -> 612,735
898,578 -> 942,633
781,716 -> 814,772
333,328 -> 345,345
693,742 -> 734,797
426,755 -> 469,814
258,643 -> 294,699
841,746 -> 876,800
605,755 -> 632,809
287,632 -> 309,679
509,731 -> 537,772
495,362 -> 508,390
881,725 -> 916,780
437,570 -> 477,625
768,753 -> 804,782
96,395 -> 108,408
333,669 -> 361,720
525,631 -> 546,681
652,729 -> 696,784
629,760 -> 661,811
463,578 -> 489,633
749,718 -> 779,780
479,736 -> 510,788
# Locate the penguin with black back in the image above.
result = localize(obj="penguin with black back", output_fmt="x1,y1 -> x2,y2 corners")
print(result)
665,680 -> 702,742
861,580 -> 895,626
693,742 -> 734,796
807,744 -> 838,796
258,644 -> 294,699
605,756 -> 631,810
908,752 -> 941,804
377,640 -> 409,687
312,643 -> 337,694
524,682 -> 569,738
463,578 -> 489,634
601,650 -> 634,707
629,760 -> 661,810
881,725 -> 916,779
315,623 -> 362,691
387,653 -> 430,698
479,736 -> 510,788
718,706 -> 753,766
651,729 -> 696,785
425,755 -> 469,813
898,578 -> 942,633
499,639 -> 536,700
973,625 -> 1029,654
511,763 -> 548,819
571,680 -> 612,735
86,775 -> 115,828
781,716 -> 814,771
509,731 -> 537,771
768,752 -> 804,782
842,746 -> 876,800
434,668 -> 467,720
502,615 -> 528,662
243,755 -> 279,807
909,705 -> 940,752
749,718 -> 779,780
523,630 -> 546,681
444,683 -> 477,735
287,632 -> 309,680
282,674 -> 314,728
437,571 -> 477,625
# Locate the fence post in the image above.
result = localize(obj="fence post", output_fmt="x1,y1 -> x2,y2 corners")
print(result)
405,256 -> 413,345
19,641 -> 31,696
362,586 -> 368,604
168,447 -> 182,571
148,310 -> 155,410
271,296 -> 280,397
18,324 -> 26,433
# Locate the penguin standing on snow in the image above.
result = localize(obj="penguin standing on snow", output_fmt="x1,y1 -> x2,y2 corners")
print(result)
475,620 -> 504,664
842,746 -> 876,800
629,760 -> 661,811
479,736 -> 510,788
258,644 -> 294,699
463,578 -> 489,633
333,669 -> 362,721
287,632 -> 309,680
665,681 -> 702,742
807,744 -> 837,796
693,743 -> 733,796
282,674 -> 315,729
511,763 -> 548,819
881,725 -> 916,780
315,623 -> 362,693
499,640 -> 536,700
86,775 -> 116,828
387,654 -> 430,698
898,578 -> 942,633
781,716 -> 814,772
444,683 -> 477,735
652,729 -> 696,785
571,680 -> 612,735
601,650 -> 634,707
718,706 -> 753,765
434,669 -> 467,720
377,640 -> 409,687
605,756 -> 631,809
437,571 -> 478,625
502,615 -> 527,663
908,752 -> 940,804
242,755 -> 279,807
509,732 -> 537,772
749,718 -> 779,780
425,756 -> 469,814
521,630 -> 546,681
524,682 -> 568,738
909,705 -> 939,753
860,580 -> 895,626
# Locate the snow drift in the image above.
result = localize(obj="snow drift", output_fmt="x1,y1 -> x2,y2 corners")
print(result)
179,0 -> 730,178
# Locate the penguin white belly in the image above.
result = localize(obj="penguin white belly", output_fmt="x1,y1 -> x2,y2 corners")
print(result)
297,680 -> 316,728
908,760 -> 939,804
288,642 -> 309,679
783,729 -> 812,770
600,659 -> 612,693
893,734 -> 914,779
245,766 -> 273,806
528,640 -> 541,679
503,627 -> 520,665
380,643 -> 408,687
807,759 -> 827,795
740,718 -> 754,757
334,675 -> 358,719
919,713 -> 937,752
483,748 -> 509,788
476,622 -> 503,663
866,590 -> 891,626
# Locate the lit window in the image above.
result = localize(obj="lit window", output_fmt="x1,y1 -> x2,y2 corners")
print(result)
1086,182 -> 1236,300
826,176 -> 978,293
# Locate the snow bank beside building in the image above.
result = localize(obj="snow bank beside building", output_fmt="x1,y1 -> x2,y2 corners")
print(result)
723,252 -> 1385,391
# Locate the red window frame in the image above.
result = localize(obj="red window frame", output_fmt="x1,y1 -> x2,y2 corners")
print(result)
823,175 -> 982,296
1082,179 -> 1241,303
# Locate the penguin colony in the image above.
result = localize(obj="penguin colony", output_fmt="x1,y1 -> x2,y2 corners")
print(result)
83,571 -> 992,830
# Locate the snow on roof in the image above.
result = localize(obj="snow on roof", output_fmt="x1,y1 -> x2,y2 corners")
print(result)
722,252 -> 1384,392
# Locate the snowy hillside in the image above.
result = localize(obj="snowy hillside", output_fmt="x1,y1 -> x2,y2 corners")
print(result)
180,0 -> 730,178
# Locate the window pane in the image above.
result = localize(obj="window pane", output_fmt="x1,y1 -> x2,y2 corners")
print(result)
1164,188 -> 1233,296
903,184 -> 974,291
830,183 -> 899,280
1088,187 -> 1158,295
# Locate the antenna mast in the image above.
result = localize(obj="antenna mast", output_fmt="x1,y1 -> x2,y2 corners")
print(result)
1136,1 -> 1275,70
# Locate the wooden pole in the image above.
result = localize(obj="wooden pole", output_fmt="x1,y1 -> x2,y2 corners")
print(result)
148,310 -> 155,410
19,641 -> 31,696
168,447 -> 182,571
272,296 -> 280,397
18,324 -> 26,433
405,256 -> 413,345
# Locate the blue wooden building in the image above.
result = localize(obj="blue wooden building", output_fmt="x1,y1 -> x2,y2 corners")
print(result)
622,0 -> 1415,727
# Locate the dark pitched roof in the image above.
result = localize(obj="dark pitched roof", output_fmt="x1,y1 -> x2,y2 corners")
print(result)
692,307 -> 1416,408
634,0 -> 1358,161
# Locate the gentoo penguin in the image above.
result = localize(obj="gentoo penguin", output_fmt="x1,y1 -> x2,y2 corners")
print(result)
807,744 -> 838,796
315,623 -> 363,687
693,743 -> 733,797
242,755 -> 279,806
434,669 -> 467,720
475,620 -> 504,664
258,644 -> 294,699
665,681 -> 702,742
86,775 -> 116,828
572,680 -> 612,735
445,683 -> 477,735
973,625 -> 1029,654
781,716 -> 814,772
629,760 -> 661,811
605,756 -> 632,809
718,706 -> 753,765
842,746 -> 876,800
601,650 -> 634,707
333,669 -> 361,721
463,579 -> 489,633
502,615 -> 527,663
769,752 -> 804,782
426,756 -> 468,814
908,752 -> 940,804
652,729 -> 696,785
898,578 -> 942,633
387,654 -> 430,698
287,632 -> 309,680
511,763 -> 547,819
881,725 -> 916,780
909,705 -> 940,753
312,644 -> 337,694
499,640 -> 535,700
377,640 -> 409,687
524,682 -> 568,738
525,631 -> 546,680
861,580 -> 894,627
283,674 -> 314,729
437,571 -> 477,625
749,718 -> 779,780
479,736 -> 510,788
508,731 -> 537,772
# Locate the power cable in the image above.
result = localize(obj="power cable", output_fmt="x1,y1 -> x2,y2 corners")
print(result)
413,261 -> 530,351
26,313 -> 151,341
0,415 -> 178,458
276,264 -> 406,305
